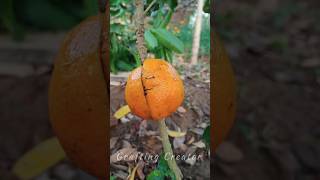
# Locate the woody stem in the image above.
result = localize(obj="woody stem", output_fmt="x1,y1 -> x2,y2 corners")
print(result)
135,0 -> 148,63
158,120 -> 183,180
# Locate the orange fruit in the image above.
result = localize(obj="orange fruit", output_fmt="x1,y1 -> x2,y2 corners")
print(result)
125,59 -> 184,120
49,15 -> 107,178
212,32 -> 236,151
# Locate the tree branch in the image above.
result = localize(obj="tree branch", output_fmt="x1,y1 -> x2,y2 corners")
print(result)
135,0 -> 148,62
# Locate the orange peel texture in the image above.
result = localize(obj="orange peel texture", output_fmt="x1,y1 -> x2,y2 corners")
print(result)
49,16 -> 107,178
125,59 -> 184,120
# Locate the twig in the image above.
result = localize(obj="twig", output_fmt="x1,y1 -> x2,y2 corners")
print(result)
159,120 -> 183,180
144,0 -> 157,15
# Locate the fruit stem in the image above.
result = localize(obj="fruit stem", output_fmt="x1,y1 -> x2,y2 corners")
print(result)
158,119 -> 183,180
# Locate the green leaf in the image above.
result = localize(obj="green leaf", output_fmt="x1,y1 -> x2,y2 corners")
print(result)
160,9 -> 173,28
203,0 -> 210,13
164,0 -> 178,10
202,125 -> 210,147
144,29 -> 158,50
151,28 -> 184,53
164,48 -> 173,63
127,47 -> 141,67
0,0 -> 24,40
110,175 -> 116,180
147,154 -> 176,180
153,10 -> 164,28
111,23 -> 124,33
147,170 -> 163,180
116,59 -> 134,71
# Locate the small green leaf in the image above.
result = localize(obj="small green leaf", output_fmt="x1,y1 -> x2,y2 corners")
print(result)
151,28 -> 184,53
144,29 -> 158,50
165,0 -> 178,10
202,126 -> 210,147
203,0 -> 210,13
147,154 -> 176,180
163,48 -> 173,63
147,170 -> 163,180
116,59 -> 134,71
160,9 -> 173,28
110,175 -> 116,180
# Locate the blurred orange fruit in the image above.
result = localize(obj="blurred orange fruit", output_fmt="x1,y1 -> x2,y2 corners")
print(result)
212,32 -> 236,151
49,15 -> 107,178
125,59 -> 184,120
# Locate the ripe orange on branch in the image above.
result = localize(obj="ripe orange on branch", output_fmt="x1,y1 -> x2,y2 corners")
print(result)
125,59 -> 184,120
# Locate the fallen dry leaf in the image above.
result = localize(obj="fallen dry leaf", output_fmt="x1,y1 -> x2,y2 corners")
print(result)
110,81 -> 121,86
120,117 -> 130,123
114,105 -> 131,119
128,164 -> 139,180
185,146 -> 197,157
192,141 -> 206,149
185,157 -> 197,166
167,129 -> 186,138
122,140 -> 132,148
186,136 -> 195,145
177,106 -> 187,113
110,148 -> 139,163
173,136 -> 186,149
216,142 -> 244,163
110,137 -> 119,150
12,137 -> 65,180
136,161 -> 145,180
190,128 -> 204,135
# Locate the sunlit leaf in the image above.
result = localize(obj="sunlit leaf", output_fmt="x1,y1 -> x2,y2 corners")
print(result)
151,28 -> 184,53
167,129 -> 186,138
145,29 -> 158,49
114,105 -> 131,119
12,137 -> 65,180
202,125 -> 210,146
147,170 -> 163,180
129,164 -> 139,180
147,154 -> 176,180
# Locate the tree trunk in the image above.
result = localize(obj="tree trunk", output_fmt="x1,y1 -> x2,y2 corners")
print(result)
190,0 -> 204,65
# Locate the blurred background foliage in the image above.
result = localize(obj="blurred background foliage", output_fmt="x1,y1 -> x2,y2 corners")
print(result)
0,0 -> 98,40
0,0 -> 210,73
176,14 -> 210,59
